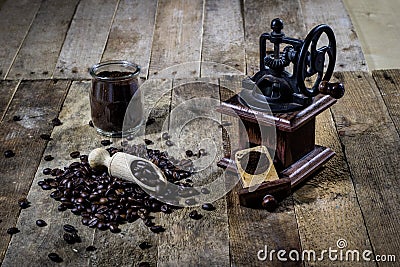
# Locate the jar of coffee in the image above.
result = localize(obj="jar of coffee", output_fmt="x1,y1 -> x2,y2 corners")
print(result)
89,60 -> 143,137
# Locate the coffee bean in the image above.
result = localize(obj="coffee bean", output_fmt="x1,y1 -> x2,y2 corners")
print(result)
4,150 -> 15,158
6,227 -> 19,235
40,134 -> 52,141
101,140 -> 111,146
109,223 -> 120,233
12,115 -> 22,121
63,224 -> 77,233
139,241 -> 152,250
41,184 -> 52,190
63,233 -> 76,244
198,148 -> 206,157
88,218 -> 98,228
80,155 -> 88,162
43,168 -> 52,175
165,140 -> 174,146
189,210 -> 202,220
201,188 -> 210,194
144,139 -> 153,145
48,252 -> 63,263
139,262 -> 150,267
150,225 -> 164,233
201,203 -> 215,211
18,198 -> 30,209
51,118 -> 62,126
70,151 -> 80,158
160,204 -> 170,214
126,135 -> 134,141
161,132 -> 170,140
44,155 -> 54,161
185,150 -> 194,157
36,219 -> 47,227
86,246 -> 97,252
88,120 -> 94,127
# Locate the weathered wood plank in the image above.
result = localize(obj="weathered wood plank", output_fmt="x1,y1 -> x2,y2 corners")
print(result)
54,0 -> 119,79
200,0 -> 246,77
372,69 -> 400,135
156,77 -> 230,266
149,0 -> 204,78
293,109 -> 375,266
101,0 -> 158,79
0,79 -> 70,264
0,0 -> 42,79
0,80 -> 18,122
331,71 -> 400,266
300,0 -> 368,72
7,0 -> 80,80
243,0 -> 305,76
220,75 -> 301,267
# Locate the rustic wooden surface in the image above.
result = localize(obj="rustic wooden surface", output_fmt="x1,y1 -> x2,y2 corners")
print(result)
0,0 -> 399,266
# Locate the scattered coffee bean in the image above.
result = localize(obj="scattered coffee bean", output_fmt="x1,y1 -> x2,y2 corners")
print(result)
189,210 -> 202,220
86,246 -> 97,252
70,151 -> 80,158
160,204 -> 170,214
44,155 -> 54,161
43,168 -> 52,175
201,188 -> 210,194
139,241 -> 152,250
63,224 -> 77,233
40,134 -> 52,141
48,252 -> 63,263
4,150 -> 15,158
185,150 -> 194,157
165,140 -> 174,146
12,115 -> 22,121
88,120 -> 94,127
201,203 -> 215,211
144,139 -> 153,145
161,132 -> 170,140
6,227 -> 19,235
198,148 -> 207,157
150,225 -> 164,233
51,118 -> 62,126
101,140 -> 111,146
139,262 -> 150,267
36,219 -> 47,227
18,197 -> 30,209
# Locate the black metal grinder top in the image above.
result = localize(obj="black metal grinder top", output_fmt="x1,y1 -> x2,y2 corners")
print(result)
239,18 -> 344,113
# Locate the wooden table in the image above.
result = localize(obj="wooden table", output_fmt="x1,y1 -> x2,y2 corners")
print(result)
0,0 -> 399,266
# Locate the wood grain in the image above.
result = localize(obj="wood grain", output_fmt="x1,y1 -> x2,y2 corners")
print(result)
220,75 -> 301,267
372,69 -> 400,135
156,77 -> 230,266
200,0 -> 246,77
0,79 -> 70,264
331,71 -> 400,266
101,0 -> 158,79
7,0 -> 80,80
300,0 -> 368,72
0,81 -> 18,121
54,0 -> 119,79
243,0 -> 305,76
148,0 -> 204,78
293,109 -> 375,266
0,0 -> 42,79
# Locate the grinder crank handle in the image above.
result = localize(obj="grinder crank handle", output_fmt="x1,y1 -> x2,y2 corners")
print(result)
88,148 -> 167,191
318,80 -> 345,99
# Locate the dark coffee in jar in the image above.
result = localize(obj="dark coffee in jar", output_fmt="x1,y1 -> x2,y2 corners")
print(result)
89,61 -> 142,137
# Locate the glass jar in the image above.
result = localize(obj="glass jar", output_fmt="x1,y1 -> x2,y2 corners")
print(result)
89,60 -> 143,137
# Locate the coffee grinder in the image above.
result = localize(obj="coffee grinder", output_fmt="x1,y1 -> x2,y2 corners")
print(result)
217,18 -> 345,211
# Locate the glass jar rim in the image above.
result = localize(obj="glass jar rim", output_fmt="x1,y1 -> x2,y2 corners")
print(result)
89,60 -> 141,81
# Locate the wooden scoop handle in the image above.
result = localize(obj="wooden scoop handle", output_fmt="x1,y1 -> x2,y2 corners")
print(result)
88,148 -> 166,191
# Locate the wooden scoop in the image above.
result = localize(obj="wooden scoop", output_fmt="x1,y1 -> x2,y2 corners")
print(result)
88,148 -> 167,192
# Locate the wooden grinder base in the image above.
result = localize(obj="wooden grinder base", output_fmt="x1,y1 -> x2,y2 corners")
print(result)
216,94 -> 337,210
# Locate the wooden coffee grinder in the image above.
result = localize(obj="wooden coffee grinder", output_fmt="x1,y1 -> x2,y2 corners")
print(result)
217,18 -> 345,211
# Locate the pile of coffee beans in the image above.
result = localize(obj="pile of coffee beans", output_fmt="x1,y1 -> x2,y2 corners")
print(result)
37,143 -> 200,233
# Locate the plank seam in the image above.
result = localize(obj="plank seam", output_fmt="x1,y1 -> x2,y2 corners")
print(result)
4,0 -> 43,79
328,107 -> 379,265
99,0 -> 121,63
0,80 -> 21,123
146,0 -> 161,79
199,0 -> 206,78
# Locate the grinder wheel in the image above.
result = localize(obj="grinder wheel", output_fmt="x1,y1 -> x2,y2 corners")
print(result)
296,24 -> 336,97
